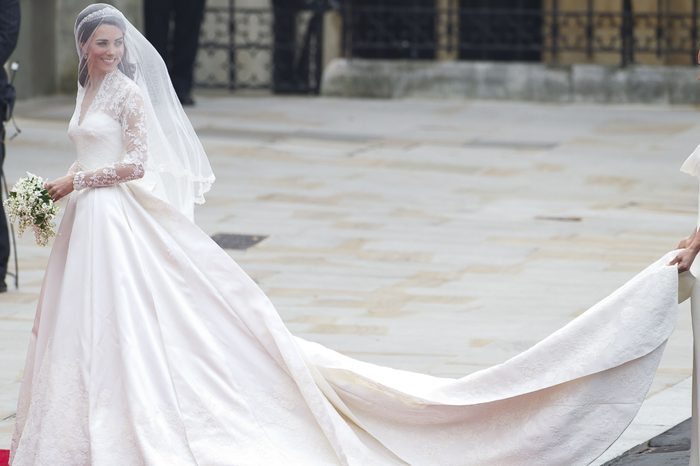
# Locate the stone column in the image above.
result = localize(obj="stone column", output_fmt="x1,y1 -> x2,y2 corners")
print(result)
9,0 -> 57,99
323,10 -> 343,69
435,0 -> 458,60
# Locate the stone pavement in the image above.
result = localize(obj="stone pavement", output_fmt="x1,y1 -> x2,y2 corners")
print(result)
2,93 -> 700,464
605,419 -> 691,465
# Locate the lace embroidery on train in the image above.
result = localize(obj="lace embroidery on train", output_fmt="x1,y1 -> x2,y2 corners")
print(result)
72,71 -> 147,191
9,348 -> 90,466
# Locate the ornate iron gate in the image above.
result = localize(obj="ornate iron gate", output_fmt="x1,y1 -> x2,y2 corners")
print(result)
341,0 -> 700,67
195,0 -> 329,93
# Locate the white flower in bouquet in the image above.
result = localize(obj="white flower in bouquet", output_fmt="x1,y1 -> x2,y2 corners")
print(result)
3,172 -> 60,246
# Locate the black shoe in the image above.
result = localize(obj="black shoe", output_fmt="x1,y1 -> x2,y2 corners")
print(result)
0,282 -> 7,293
179,94 -> 195,106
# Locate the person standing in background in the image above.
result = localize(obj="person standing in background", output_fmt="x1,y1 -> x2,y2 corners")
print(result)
0,0 -> 20,293
144,0 -> 205,106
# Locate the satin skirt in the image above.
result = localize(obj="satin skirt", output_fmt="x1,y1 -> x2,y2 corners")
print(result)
9,184 -> 689,466
689,278 -> 700,466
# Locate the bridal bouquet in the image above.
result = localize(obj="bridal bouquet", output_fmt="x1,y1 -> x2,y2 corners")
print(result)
3,172 -> 59,246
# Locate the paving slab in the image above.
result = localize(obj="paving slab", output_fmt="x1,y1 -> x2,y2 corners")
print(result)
649,419 -> 692,449
605,419 -> 691,465
607,450 -> 689,466
1,93 -> 700,463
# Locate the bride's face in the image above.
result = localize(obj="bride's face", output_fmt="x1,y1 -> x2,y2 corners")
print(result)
84,24 -> 124,79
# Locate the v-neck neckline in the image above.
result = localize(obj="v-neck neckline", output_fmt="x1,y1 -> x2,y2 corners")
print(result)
77,71 -> 113,127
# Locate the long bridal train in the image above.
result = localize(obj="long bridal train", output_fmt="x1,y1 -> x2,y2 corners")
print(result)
10,175 -> 693,465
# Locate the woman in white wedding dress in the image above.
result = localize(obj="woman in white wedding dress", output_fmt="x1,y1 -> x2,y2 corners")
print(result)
8,4 -> 698,466
673,129 -> 700,466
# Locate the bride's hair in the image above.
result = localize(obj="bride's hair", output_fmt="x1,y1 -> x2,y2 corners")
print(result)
76,4 -> 135,86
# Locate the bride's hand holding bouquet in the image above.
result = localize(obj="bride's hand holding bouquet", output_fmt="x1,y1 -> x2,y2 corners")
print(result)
44,174 -> 75,202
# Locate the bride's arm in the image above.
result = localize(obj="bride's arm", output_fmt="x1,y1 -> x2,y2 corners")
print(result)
678,228 -> 697,249
671,228 -> 700,272
71,89 -> 147,191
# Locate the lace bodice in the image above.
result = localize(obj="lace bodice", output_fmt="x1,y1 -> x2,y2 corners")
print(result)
67,70 -> 146,190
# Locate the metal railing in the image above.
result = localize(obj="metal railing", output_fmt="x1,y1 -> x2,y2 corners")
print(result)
195,0 -> 328,93
341,1 -> 700,67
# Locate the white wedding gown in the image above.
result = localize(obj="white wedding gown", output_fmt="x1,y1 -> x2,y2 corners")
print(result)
9,70 -> 695,466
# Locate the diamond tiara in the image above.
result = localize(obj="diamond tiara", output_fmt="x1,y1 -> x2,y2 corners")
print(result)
76,7 -> 121,31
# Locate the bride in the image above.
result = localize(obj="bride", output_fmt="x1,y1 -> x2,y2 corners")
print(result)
8,3 -> 699,465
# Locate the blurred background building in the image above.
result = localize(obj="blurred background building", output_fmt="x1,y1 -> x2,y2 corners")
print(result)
339,0 -> 698,67
8,0 -> 700,102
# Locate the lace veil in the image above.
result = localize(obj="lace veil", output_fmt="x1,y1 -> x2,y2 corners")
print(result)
74,4 -> 215,220
682,144 -> 700,178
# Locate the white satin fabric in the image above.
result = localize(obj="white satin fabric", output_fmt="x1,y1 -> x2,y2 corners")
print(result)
682,136 -> 700,466
9,103 -> 693,465
687,174 -> 700,466
690,279 -> 700,466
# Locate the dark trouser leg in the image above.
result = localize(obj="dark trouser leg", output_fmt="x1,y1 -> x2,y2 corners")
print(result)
272,1 -> 299,93
0,122 -> 9,286
171,0 -> 206,99
144,0 -> 174,64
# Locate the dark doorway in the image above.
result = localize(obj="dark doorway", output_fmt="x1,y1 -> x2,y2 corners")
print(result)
344,0 -> 437,59
459,0 -> 542,61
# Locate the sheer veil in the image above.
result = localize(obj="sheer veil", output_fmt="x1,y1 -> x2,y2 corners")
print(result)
74,4 -> 215,220
682,144 -> 700,178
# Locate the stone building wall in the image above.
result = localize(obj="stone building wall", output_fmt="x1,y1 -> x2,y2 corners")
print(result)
5,0 -> 698,100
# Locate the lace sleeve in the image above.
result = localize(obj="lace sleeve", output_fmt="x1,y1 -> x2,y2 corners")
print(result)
72,88 -> 147,191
